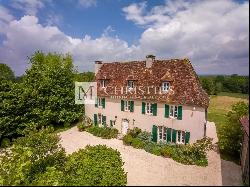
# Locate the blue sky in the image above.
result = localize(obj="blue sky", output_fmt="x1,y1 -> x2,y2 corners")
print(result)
0,0 -> 249,76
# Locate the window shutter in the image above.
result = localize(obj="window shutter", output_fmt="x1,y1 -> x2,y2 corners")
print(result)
185,132 -> 190,144
153,103 -> 157,116
102,115 -> 106,127
121,100 -> 124,111
95,98 -> 98,108
142,102 -> 146,114
94,114 -> 97,126
167,128 -> 172,142
165,104 -> 170,118
152,125 -> 158,142
102,98 -> 105,108
177,106 -> 183,120
130,101 -> 134,112
172,129 -> 177,143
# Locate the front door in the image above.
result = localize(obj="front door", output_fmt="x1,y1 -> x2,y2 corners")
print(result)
122,120 -> 129,135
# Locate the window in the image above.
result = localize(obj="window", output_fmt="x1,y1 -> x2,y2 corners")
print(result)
162,82 -> 170,92
124,100 -> 131,111
146,103 -> 153,115
98,113 -> 102,125
101,80 -> 107,88
158,126 -> 167,141
128,80 -> 134,89
170,105 -> 178,118
176,130 -> 185,144
98,98 -> 102,107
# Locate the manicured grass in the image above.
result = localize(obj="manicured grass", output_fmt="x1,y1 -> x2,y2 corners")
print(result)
217,92 -> 249,99
208,95 -> 249,163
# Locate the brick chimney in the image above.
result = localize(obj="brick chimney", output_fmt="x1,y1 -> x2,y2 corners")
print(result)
95,60 -> 103,75
146,55 -> 155,68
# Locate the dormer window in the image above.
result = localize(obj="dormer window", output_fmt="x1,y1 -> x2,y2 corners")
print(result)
162,82 -> 170,92
101,80 -> 107,88
127,80 -> 134,89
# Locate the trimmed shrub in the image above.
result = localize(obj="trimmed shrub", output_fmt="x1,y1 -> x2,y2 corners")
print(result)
131,138 -> 146,149
123,134 -> 133,145
86,126 -> 118,139
137,131 -> 151,141
0,138 -> 11,148
77,123 -> 86,132
144,142 -> 161,156
161,145 -> 174,158
65,145 -> 127,186
127,127 -> 141,138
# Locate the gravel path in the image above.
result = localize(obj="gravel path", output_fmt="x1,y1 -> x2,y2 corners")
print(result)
59,122 -> 242,186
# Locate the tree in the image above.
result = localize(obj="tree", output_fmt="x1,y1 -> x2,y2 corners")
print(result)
0,127 -> 66,185
0,51 -> 83,141
218,102 -> 249,158
200,77 -> 215,95
0,63 -> 15,81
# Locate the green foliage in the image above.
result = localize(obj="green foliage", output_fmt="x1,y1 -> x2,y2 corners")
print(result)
86,126 -> 119,139
0,63 -> 15,81
122,134 -> 133,145
218,102 -> 249,158
77,123 -> 86,132
0,127 -> 67,186
199,75 -> 249,95
65,145 -> 127,186
0,138 -> 11,148
0,129 -> 127,186
0,51 -> 82,140
122,127 -> 212,166
127,127 -> 142,138
137,131 -> 151,141
74,71 -> 95,82
161,145 -> 174,158
131,138 -> 146,149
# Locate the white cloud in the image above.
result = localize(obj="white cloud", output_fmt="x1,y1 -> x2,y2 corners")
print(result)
0,0 -> 249,76
78,0 -> 97,8
123,0 -> 249,74
0,16 -> 139,75
10,0 -> 45,15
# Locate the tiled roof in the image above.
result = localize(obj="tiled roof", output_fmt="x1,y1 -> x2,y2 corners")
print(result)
95,58 -> 209,108
240,116 -> 249,137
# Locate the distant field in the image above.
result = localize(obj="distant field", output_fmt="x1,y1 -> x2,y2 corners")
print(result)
208,94 -> 249,162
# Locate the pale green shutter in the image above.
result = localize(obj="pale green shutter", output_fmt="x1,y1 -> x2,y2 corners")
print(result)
167,128 -> 172,142
185,132 -> 190,144
177,106 -> 182,120
152,125 -> 158,142
130,101 -> 134,112
121,100 -> 124,111
152,103 -> 157,116
94,114 -> 97,126
102,98 -> 105,108
142,102 -> 146,114
165,104 -> 170,118
172,129 -> 177,143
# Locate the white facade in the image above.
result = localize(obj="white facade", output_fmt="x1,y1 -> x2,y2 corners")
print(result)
85,97 -> 207,143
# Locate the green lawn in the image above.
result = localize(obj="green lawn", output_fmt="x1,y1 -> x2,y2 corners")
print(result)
208,94 -> 249,163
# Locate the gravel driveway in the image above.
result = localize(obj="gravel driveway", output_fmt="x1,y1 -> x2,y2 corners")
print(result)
59,122 -> 242,186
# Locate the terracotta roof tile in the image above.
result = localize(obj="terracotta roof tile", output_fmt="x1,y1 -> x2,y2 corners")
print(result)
95,58 -> 209,108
